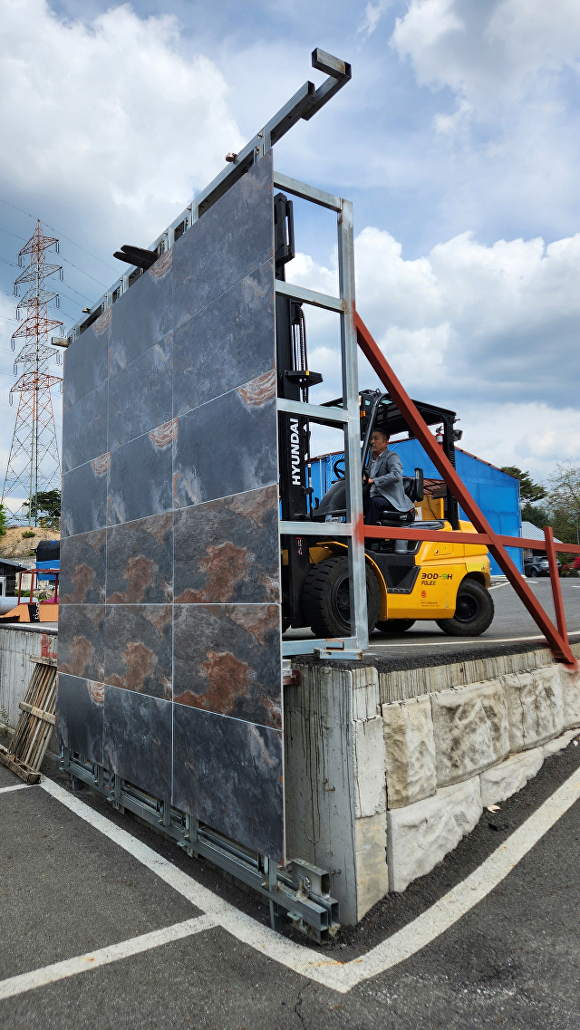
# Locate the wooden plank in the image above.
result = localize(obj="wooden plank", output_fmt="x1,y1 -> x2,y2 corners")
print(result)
0,745 -> 40,784
5,660 -> 57,777
18,702 -> 56,726
29,654 -> 57,667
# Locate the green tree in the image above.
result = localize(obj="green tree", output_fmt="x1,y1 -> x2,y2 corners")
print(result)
500,466 -> 548,505
0,504 -> 7,536
521,502 -> 550,529
546,464 -> 580,545
24,490 -> 61,528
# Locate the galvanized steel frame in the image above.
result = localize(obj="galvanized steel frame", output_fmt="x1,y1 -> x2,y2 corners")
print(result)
276,177 -> 368,657
61,748 -> 340,942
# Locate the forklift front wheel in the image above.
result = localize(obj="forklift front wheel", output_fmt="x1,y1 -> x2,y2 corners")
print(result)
375,619 -> 416,635
301,555 -> 380,639
436,578 -> 494,636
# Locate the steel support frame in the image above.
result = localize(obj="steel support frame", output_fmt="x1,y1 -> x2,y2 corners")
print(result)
275,188 -> 368,656
355,312 -> 579,668
60,748 -> 340,942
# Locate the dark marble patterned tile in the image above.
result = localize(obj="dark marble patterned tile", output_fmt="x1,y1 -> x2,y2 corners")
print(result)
58,604 -> 105,680
172,705 -> 283,860
104,604 -> 172,700
108,421 -> 175,526
173,153 -> 274,330
56,673 -> 104,766
63,308 -> 111,410
173,603 -> 281,728
108,251 -> 173,375
173,261 -> 275,417
173,371 -> 277,508
174,486 -> 279,605
103,684 -> 171,799
59,530 -> 106,604
108,334 -> 172,450
62,380 -> 108,472
61,454 -> 109,539
107,512 -> 173,604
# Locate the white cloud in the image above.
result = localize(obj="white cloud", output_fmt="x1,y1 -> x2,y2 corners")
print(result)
288,222 -> 580,477
392,0 -> 580,112
358,0 -> 393,41
0,0 -> 244,240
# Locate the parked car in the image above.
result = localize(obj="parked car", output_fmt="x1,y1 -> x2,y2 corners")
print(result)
524,554 -> 561,577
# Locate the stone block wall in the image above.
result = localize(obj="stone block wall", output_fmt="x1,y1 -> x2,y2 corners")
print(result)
382,659 -> 580,892
288,648 -> 580,921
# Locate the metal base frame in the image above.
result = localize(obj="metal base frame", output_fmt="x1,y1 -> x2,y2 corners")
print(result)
60,748 -> 340,943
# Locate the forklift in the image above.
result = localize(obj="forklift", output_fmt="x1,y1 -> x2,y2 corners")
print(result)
275,193 -> 494,640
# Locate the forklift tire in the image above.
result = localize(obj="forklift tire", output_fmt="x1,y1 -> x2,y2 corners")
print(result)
302,556 -> 380,639
375,619 -> 416,635
436,578 -> 494,637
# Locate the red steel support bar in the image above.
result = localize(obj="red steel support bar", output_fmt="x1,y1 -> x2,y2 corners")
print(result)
355,310 -> 577,667
358,525 -> 580,554
544,526 -> 568,642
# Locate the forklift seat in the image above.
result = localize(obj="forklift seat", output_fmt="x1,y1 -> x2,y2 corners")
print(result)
375,467 -> 424,527
402,467 -> 424,503
376,510 -> 416,527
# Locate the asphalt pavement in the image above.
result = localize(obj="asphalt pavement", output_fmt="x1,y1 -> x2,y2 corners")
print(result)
1,719 -> 580,1027
2,578 -> 580,1028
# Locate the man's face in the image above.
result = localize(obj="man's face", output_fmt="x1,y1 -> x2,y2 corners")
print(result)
371,431 -> 389,457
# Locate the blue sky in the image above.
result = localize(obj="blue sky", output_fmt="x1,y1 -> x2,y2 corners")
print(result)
0,0 -> 579,490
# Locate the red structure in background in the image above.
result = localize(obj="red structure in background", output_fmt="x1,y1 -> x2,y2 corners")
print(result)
354,311 -> 580,669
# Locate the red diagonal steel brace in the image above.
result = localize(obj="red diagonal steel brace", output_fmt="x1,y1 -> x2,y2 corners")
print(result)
544,526 -> 568,642
355,311 -> 577,667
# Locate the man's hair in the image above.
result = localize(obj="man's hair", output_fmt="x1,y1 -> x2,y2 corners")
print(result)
371,429 -> 389,441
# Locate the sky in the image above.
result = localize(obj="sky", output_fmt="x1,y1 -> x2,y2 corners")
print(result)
0,0 -> 579,496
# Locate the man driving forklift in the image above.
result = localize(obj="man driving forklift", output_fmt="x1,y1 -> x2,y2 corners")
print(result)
363,429 -> 416,526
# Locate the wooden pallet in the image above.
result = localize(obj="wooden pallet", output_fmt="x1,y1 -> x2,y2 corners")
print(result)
0,654 -> 57,784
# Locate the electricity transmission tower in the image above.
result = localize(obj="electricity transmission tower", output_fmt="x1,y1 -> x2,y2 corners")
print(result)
2,220 -> 63,525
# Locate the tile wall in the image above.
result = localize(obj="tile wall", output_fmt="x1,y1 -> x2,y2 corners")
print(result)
56,153 -> 284,860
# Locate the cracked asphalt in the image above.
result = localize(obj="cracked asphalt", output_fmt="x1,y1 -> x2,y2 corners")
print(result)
0,735 -> 579,1029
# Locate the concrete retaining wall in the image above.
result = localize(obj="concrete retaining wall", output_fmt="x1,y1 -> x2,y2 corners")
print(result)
288,645 -> 580,922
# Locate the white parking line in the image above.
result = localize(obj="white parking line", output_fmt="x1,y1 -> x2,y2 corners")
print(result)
0,915 -> 215,1001
36,764 -> 580,993
0,783 -> 31,795
372,631 -> 580,649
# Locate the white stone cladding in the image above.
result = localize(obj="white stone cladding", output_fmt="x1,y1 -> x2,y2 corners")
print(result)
503,666 -> 565,752
381,695 -> 436,808
381,661 -> 580,893
387,778 -> 483,893
430,680 -> 510,787
480,748 -> 544,807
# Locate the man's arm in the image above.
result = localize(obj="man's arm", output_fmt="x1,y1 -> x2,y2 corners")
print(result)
369,451 -> 403,488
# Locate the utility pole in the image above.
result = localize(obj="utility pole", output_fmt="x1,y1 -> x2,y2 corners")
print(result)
2,221 -> 63,525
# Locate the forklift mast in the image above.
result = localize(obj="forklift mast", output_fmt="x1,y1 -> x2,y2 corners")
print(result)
275,193 -> 322,625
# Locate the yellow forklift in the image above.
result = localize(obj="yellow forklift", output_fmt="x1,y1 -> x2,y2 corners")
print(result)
301,391 -> 492,637
280,389 -> 493,639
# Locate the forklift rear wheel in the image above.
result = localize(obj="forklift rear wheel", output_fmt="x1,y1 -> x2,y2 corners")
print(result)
436,578 -> 494,636
375,619 -> 416,635
302,556 -> 380,638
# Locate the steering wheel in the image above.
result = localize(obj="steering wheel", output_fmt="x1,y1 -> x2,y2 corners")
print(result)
333,458 -> 345,480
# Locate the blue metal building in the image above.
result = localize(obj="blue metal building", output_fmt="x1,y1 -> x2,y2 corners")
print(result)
309,441 -> 522,575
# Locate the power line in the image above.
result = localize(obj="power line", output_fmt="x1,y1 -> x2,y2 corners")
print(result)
0,226 -> 26,241
0,196 -> 117,273
59,255 -> 108,288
